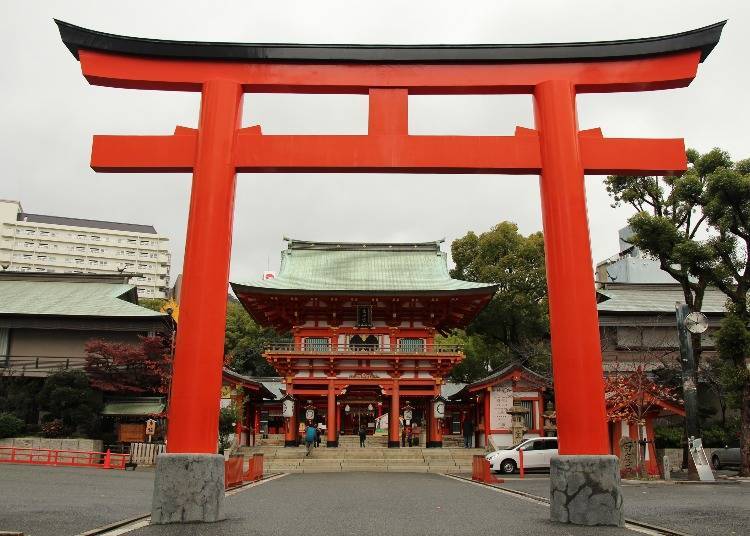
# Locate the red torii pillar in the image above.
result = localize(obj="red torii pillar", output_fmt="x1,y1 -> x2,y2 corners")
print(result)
55,19 -> 723,526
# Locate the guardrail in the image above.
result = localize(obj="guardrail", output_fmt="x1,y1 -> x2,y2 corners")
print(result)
471,454 -> 504,484
224,453 -> 264,489
265,342 -> 463,354
1,356 -> 85,373
0,446 -> 128,470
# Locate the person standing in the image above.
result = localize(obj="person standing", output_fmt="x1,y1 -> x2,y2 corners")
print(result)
406,423 -> 413,447
315,423 -> 322,447
304,422 -> 317,456
358,425 -> 367,448
462,417 -> 474,448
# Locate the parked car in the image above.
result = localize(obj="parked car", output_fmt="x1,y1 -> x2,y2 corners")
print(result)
711,446 -> 741,470
486,437 -> 559,474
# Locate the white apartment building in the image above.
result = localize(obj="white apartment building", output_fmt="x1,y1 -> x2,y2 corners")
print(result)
0,200 -> 171,299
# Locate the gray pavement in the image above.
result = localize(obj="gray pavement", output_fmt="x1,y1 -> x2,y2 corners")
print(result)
2,465 -> 749,536
131,472 -> 632,536
0,464 -> 153,536
486,475 -> 750,536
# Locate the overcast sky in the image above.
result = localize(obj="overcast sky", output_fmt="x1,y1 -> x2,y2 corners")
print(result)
1,1 -> 747,286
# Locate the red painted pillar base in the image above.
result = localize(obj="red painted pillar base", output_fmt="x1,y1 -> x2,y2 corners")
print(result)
534,79 -> 609,456
165,79 -> 243,454
388,383 -> 400,448
327,383 -> 338,447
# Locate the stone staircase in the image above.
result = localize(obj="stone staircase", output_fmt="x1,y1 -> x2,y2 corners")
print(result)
238,438 -> 485,474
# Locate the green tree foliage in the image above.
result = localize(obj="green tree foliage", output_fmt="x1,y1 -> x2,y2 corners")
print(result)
444,222 -> 550,382
138,298 -> 168,312
218,404 -> 239,453
607,148 -> 750,475
0,376 -> 40,423
36,370 -> 101,437
0,412 -> 25,438
225,299 -> 286,377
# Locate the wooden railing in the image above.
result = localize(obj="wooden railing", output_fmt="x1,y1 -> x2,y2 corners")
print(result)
265,342 -> 463,355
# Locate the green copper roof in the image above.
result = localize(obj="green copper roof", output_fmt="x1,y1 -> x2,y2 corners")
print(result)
234,239 -> 497,294
102,397 -> 165,416
0,275 -> 165,318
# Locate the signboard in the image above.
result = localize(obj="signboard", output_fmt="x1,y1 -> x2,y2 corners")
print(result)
688,437 -> 715,482
403,409 -> 413,422
305,408 -> 315,421
618,437 -> 637,471
118,423 -> 146,443
145,418 -> 157,442
490,384 -> 513,430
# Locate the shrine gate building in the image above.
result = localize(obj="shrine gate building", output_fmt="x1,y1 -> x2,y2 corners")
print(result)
232,239 -> 497,447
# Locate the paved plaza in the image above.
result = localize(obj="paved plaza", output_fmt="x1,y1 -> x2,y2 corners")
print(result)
1,465 -> 749,536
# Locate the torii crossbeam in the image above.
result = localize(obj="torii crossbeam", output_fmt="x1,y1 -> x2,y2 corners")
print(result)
57,19 -> 723,525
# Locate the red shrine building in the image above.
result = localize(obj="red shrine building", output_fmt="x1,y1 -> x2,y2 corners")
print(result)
232,239 -> 497,447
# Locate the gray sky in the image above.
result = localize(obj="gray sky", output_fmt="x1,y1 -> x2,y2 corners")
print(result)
1,1 -> 747,285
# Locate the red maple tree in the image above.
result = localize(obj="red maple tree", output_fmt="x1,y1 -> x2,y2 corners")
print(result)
605,365 -> 681,477
84,336 -> 172,395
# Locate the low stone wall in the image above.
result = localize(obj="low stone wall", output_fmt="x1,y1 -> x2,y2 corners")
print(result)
0,437 -> 104,452
658,447 -> 717,472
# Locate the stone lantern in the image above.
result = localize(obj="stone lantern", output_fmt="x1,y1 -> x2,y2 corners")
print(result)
506,404 -> 529,445
543,401 -> 557,437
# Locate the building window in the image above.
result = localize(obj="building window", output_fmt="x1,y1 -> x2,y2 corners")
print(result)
126,250 -> 135,256
76,234 -> 86,240
140,240 -> 150,246
349,334 -> 378,351
39,230 -> 51,236
38,243 -> 49,250
518,400 -> 535,430
75,258 -> 84,264
75,246 -> 85,252
356,305 -> 373,327
304,337 -> 330,351
398,338 -> 425,353
37,255 -> 47,261
24,242 -> 34,248
91,236 -> 101,241
25,229 -> 35,235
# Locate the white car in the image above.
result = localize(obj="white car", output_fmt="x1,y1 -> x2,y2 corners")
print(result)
485,437 -> 559,474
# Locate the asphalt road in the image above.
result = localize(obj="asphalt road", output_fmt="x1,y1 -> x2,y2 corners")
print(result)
495,477 -> 750,536
2,465 -> 748,536
0,464 -> 153,536
131,472 -> 632,536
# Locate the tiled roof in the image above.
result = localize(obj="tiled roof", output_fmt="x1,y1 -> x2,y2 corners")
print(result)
597,283 -> 728,314
17,212 -> 158,234
233,239 -> 497,294
0,278 -> 164,318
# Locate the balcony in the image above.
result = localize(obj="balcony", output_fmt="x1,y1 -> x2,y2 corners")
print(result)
264,341 -> 463,356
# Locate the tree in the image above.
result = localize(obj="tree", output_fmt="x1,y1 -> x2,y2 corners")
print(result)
84,336 -> 172,395
605,364 -> 681,478
225,300 -> 285,377
607,148 -> 750,476
37,370 -> 101,437
139,298 -> 168,312
445,221 -> 550,382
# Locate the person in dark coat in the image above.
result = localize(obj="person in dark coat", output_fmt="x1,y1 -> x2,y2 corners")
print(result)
358,425 -> 367,447
462,418 -> 474,448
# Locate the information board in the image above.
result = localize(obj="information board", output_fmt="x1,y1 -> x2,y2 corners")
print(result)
490,384 -> 513,430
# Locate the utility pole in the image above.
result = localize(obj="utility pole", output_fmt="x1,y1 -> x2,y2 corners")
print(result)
675,302 -> 700,479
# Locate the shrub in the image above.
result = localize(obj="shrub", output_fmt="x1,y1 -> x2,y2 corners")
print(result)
41,419 -> 65,438
0,412 -> 25,438
654,425 -> 683,449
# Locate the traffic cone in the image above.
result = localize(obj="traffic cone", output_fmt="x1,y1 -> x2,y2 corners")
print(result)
103,448 -> 112,469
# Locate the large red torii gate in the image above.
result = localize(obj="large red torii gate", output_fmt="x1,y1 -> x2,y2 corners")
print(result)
57,20 -> 723,525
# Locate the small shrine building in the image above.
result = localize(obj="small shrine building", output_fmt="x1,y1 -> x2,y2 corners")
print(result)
232,239 -> 497,447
